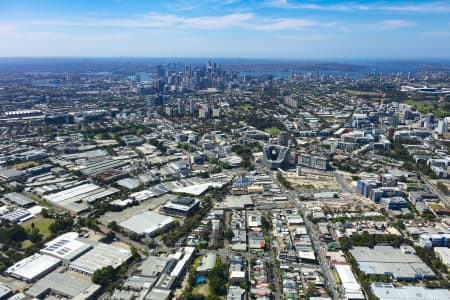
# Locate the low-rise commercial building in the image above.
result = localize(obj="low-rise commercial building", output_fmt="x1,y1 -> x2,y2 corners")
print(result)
5,254 -> 61,282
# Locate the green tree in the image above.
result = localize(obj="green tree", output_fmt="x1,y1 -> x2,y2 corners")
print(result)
92,265 -> 115,285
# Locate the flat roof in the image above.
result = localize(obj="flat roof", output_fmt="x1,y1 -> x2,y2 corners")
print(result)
226,195 -> 253,209
119,211 -> 174,235
335,264 -> 364,299
6,254 -> 61,282
197,253 -> 216,272
145,288 -> 171,300
41,232 -> 92,261
138,256 -> 170,278
26,270 -> 101,298
69,243 -> 131,275
351,246 -> 422,263
371,282 -> 450,300
351,246 -> 435,280
162,197 -> 199,212
3,192 -> 35,206
434,247 -> 450,265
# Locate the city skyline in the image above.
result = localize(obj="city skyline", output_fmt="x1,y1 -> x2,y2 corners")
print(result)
1,0 -> 450,58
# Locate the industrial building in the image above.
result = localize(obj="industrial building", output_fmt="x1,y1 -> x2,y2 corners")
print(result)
26,270 -> 101,299
434,247 -> 450,271
40,232 -> 92,263
0,168 -> 25,182
0,285 -> 12,299
334,264 -> 364,300
161,196 -> 200,217
78,159 -> 127,176
69,243 -> 131,276
5,254 -> 61,282
43,183 -> 120,214
0,209 -> 33,223
418,233 -> 450,248
3,192 -> 35,208
119,211 -> 175,237
350,246 -> 435,281
371,282 -> 450,300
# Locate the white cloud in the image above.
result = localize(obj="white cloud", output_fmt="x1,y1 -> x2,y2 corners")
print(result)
266,1 -> 450,13
273,33 -> 331,41
375,19 -> 415,30
27,13 -> 327,32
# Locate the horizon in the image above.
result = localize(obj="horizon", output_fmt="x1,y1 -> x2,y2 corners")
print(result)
1,0 -> 450,58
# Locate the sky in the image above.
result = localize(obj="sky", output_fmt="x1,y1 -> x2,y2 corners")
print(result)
0,0 -> 449,59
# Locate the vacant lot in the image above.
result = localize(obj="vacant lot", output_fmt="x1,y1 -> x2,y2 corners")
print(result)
22,217 -> 55,239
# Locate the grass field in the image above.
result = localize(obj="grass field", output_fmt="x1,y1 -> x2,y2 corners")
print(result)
344,89 -> 379,96
21,240 -> 33,248
404,99 -> 450,118
264,127 -> 281,136
22,217 -> 55,240
192,283 -> 210,297
21,192 -> 52,208
14,161 -> 40,170
427,202 -> 444,210
240,104 -> 253,111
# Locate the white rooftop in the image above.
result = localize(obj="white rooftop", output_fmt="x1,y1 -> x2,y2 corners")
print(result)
41,232 -> 92,261
119,211 -> 174,235
70,243 -> 131,275
6,253 -> 61,282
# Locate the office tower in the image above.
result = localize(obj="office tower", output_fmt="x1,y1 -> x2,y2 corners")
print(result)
278,131 -> 289,146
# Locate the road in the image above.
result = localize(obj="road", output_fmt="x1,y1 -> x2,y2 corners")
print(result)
334,171 -> 355,194
421,173 -> 450,208
288,190 -> 342,300
272,172 -> 342,300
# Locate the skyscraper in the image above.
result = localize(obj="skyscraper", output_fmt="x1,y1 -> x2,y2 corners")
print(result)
278,131 -> 289,147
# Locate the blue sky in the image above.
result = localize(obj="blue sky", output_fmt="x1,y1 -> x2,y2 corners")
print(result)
0,0 -> 449,58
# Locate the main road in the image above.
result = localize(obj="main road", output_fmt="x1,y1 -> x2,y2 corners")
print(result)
272,172 -> 343,300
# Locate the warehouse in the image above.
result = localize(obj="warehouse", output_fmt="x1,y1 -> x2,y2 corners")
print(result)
161,196 -> 200,217
119,211 -> 175,237
0,208 -> 33,223
3,192 -> 35,208
350,246 -> 436,281
5,253 -> 61,282
40,232 -> 92,263
334,264 -> 364,300
225,195 -> 254,210
69,243 -> 131,276
371,282 -> 450,300
434,247 -> 450,270
0,285 -> 12,299
78,159 -> 127,176
0,168 -> 25,182
43,183 -> 119,213
26,271 -> 101,299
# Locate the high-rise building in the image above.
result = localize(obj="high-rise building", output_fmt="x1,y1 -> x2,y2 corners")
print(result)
212,108 -> 220,118
189,98 -> 195,114
177,98 -> 184,115
199,104 -> 210,119
437,120 -> 448,135
278,131 -> 289,146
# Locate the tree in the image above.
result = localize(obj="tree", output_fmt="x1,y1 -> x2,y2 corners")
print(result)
49,217 -> 74,234
130,246 -> 140,262
29,228 -> 43,244
398,175 -> 407,183
92,265 -> 115,285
